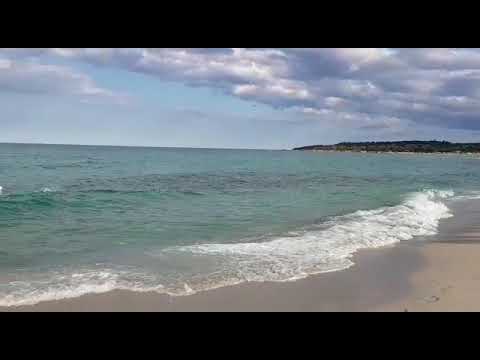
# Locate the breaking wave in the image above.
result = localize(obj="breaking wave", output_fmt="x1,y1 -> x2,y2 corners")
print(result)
172,189 -> 455,282
0,189 -> 458,307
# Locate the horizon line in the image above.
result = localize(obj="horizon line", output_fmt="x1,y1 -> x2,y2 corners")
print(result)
0,141 -> 290,151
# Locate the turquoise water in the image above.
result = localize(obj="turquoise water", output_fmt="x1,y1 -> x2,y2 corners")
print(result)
0,143 -> 479,305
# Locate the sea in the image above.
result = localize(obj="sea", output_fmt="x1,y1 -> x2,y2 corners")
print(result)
0,143 -> 479,306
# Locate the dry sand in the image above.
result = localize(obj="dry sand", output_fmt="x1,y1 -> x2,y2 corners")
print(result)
379,242 -> 480,311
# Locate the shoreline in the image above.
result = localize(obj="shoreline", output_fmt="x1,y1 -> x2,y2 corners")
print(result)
3,198 -> 480,312
0,244 -> 421,312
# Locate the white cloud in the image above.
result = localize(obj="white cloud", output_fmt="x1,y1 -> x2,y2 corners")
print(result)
0,55 -> 126,103
4,48 -> 480,130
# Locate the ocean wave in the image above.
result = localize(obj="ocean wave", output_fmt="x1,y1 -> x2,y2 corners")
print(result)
171,189 -> 455,283
451,191 -> 480,201
0,192 -> 60,208
0,269 -> 166,307
40,159 -> 101,170
40,187 -> 56,193
71,188 -> 205,197
0,267 -> 239,307
0,189 -> 457,307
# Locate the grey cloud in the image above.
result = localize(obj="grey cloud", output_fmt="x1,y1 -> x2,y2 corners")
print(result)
3,48 -> 480,131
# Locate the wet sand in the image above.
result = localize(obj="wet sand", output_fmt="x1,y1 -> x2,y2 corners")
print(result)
3,199 -> 480,312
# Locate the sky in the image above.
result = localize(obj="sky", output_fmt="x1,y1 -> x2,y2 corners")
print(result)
1,48 -> 480,149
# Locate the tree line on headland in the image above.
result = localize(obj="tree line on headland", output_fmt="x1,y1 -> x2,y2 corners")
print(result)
293,141 -> 480,153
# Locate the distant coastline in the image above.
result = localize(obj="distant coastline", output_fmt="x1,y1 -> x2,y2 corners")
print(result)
293,141 -> 480,154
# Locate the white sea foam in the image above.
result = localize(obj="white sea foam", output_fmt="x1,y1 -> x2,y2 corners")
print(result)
451,191 -> 480,201
0,189 -> 457,307
0,186 -> 3,195
36,187 -> 58,193
173,189 -> 455,283
0,270 -> 166,307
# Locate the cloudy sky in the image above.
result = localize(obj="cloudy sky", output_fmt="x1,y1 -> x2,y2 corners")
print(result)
1,48 -> 480,149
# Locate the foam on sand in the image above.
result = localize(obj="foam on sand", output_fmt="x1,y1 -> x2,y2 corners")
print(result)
0,269 -> 166,307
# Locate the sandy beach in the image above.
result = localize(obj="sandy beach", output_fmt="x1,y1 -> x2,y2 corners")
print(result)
2,198 -> 480,312
5,48 -> 480,313
3,242 -> 480,312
